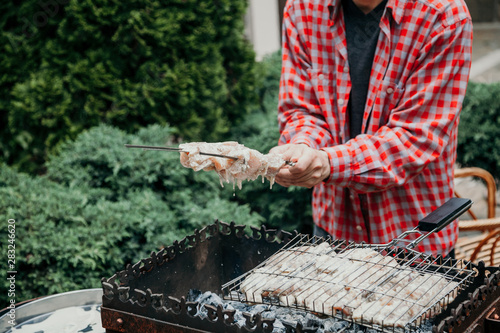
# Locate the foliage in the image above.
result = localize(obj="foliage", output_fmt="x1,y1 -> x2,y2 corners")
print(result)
0,0 -> 258,173
0,124 -> 264,304
0,165 -> 173,305
457,81 -> 500,181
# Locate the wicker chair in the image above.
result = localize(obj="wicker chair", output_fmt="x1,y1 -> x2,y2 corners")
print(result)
454,167 -> 500,266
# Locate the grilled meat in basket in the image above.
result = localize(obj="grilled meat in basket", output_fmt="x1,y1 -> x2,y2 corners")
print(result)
222,198 -> 475,332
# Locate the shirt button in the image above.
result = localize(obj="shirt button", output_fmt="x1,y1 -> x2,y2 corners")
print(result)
387,87 -> 394,94
343,67 -> 349,73
356,226 -> 363,231
338,98 -> 344,105
318,74 -> 325,80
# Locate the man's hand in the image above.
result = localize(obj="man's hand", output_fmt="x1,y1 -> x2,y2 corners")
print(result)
270,144 -> 330,188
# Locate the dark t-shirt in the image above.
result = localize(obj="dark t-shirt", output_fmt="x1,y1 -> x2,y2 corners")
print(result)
343,0 -> 387,138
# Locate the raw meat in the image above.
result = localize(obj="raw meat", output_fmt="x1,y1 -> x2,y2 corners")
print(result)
179,142 -> 286,189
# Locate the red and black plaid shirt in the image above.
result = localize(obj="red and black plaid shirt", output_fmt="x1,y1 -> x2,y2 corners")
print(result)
278,0 -> 473,256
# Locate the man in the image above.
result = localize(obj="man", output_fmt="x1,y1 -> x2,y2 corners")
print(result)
270,0 -> 473,258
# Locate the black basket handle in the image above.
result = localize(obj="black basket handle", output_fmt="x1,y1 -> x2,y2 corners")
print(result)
418,197 -> 473,233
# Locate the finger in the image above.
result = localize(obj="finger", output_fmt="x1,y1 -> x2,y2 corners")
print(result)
281,162 -> 326,187
270,144 -> 307,162
269,145 -> 292,155
286,153 -> 315,174
275,168 -> 294,184
274,173 -> 293,187
275,169 -> 314,188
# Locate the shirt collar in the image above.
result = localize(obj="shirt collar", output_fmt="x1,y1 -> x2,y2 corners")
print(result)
327,0 -> 405,25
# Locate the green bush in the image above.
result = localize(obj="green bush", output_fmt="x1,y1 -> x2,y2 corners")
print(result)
0,165 -> 177,304
0,124 -> 264,304
0,0 -> 258,173
457,81 -> 500,181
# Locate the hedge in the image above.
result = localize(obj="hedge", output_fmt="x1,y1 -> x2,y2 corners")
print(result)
0,168 -> 180,304
0,124 -> 264,305
0,0 -> 258,173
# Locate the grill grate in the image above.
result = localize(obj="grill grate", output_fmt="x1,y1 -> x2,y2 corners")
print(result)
221,234 -> 476,332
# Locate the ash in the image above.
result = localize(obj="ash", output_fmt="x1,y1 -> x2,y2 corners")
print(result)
187,290 -> 433,333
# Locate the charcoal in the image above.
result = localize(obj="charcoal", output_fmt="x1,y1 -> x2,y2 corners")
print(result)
188,290 -> 438,332
186,289 -> 203,302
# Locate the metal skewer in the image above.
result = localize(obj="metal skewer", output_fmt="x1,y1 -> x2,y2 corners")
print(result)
125,144 -> 296,166
124,144 -> 240,160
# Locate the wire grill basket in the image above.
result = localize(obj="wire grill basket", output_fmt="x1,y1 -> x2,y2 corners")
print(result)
222,198 -> 476,332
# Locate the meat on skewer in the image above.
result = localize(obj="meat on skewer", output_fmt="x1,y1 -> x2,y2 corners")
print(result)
179,142 -> 287,189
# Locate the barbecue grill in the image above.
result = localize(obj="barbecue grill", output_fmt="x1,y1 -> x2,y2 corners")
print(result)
101,216 -> 500,332
222,198 -> 476,332
221,236 -> 474,331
